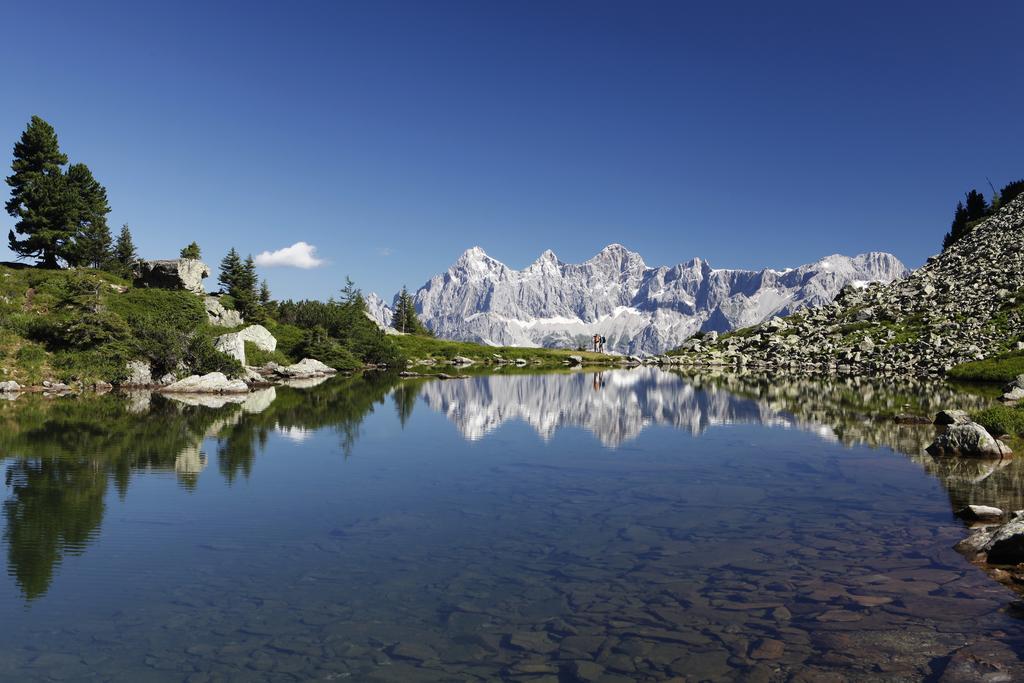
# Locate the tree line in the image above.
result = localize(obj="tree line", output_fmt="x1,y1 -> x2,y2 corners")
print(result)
943,179 -> 1024,250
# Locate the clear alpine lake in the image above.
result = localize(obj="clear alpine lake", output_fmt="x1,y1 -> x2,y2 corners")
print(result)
1,368 -> 1023,681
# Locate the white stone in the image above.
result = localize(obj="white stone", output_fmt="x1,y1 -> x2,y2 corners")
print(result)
236,324 -> 277,352
161,372 -> 249,394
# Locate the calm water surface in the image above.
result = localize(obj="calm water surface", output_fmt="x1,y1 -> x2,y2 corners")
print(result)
1,369 -> 1023,681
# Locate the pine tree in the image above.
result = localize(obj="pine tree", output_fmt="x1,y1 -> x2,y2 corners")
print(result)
179,241 -> 201,260
5,116 -> 71,268
218,248 -> 242,293
393,286 -> 411,333
964,189 -> 989,222
64,163 -> 111,268
259,279 -> 271,305
111,224 -> 138,277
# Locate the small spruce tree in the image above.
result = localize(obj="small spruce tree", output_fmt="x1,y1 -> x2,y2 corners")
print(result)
179,241 -> 201,260
65,163 -> 112,268
111,224 -> 139,277
218,248 -> 243,293
259,279 -> 271,306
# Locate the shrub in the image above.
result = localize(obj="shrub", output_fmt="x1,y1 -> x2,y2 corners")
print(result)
184,335 -> 244,377
948,351 -> 1024,383
244,341 -> 290,367
972,406 -> 1024,436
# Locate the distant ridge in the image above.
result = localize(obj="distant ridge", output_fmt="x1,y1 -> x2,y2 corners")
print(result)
369,245 -> 907,354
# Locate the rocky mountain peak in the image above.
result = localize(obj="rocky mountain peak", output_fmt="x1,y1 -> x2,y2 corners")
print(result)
369,243 -> 908,355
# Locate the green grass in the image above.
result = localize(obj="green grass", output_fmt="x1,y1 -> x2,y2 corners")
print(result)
391,334 -> 612,366
972,405 -> 1024,436
948,350 -> 1024,383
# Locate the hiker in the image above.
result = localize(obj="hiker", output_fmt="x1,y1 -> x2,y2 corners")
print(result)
592,334 -> 600,352
600,335 -> 607,353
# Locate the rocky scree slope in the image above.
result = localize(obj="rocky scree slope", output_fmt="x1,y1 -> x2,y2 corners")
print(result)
670,197 -> 1024,376
370,245 -> 906,354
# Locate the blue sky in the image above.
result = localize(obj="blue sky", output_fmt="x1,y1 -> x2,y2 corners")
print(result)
2,1 -> 1023,300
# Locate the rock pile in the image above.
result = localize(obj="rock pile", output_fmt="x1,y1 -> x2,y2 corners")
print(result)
670,196 -> 1024,376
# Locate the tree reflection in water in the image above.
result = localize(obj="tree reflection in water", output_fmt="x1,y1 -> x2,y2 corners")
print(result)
0,368 -> 1006,600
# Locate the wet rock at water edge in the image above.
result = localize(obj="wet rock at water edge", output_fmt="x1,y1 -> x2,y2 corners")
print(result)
0,380 -> 21,392
935,409 -> 971,425
955,505 -> 1004,521
160,372 -> 250,394
123,360 -> 153,386
894,413 -> 931,424
926,423 -> 1012,458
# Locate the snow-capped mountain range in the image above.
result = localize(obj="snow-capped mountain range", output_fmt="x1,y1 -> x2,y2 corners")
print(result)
368,244 -> 908,354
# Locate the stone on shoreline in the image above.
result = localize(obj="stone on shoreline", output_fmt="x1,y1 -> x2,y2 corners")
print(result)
161,372 -> 249,394
124,360 -> 153,386
955,505 -> 1004,521
926,423 -> 1012,458
0,380 -> 22,393
935,409 -> 971,425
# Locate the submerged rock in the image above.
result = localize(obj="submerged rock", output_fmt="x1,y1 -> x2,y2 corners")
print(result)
161,372 -> 249,394
926,423 -> 1012,458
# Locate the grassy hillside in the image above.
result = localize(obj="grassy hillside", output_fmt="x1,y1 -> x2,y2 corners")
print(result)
0,265 -> 240,385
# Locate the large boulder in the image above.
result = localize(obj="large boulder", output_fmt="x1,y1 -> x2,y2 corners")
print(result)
214,333 -> 246,364
134,258 -> 210,295
204,296 -> 244,327
161,372 -> 249,394
274,358 -> 337,379
0,380 -> 22,393
123,360 -> 153,386
985,516 -> 1024,565
935,409 -> 971,425
236,325 -> 277,352
926,423 -> 1012,458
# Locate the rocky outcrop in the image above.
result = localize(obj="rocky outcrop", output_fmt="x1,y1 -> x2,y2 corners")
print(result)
205,296 -> 244,327
670,196 -> 1024,376
214,325 -> 277,365
369,245 -> 906,355
0,380 -> 22,393
260,358 -> 337,380
161,372 -> 249,394
927,423 -> 1012,458
133,258 -> 210,295
236,325 -> 276,352
1001,375 -> 1024,402
123,360 -> 153,386
214,333 -> 246,364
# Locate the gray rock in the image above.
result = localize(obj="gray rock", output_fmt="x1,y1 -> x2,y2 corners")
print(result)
161,372 -> 249,394
236,324 -> 277,352
935,409 -> 971,425
134,258 -> 210,295
214,333 -> 247,364
956,505 -> 1004,521
275,358 -> 337,379
985,518 -> 1024,564
124,360 -> 153,386
0,380 -> 21,393
927,423 -> 1013,458
204,296 -> 244,327
567,355 -> 583,366
451,355 -> 474,366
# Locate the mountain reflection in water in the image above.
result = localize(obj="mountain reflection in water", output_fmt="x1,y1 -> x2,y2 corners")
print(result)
0,368 -> 1006,603
4,368 -> 1024,681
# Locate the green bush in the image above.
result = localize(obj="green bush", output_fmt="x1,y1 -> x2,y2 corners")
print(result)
949,351 -> 1024,382
244,341 -> 290,367
185,335 -> 244,377
972,405 -> 1024,436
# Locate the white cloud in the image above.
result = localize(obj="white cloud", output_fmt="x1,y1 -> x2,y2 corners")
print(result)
376,247 -> 393,257
254,242 -> 326,269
